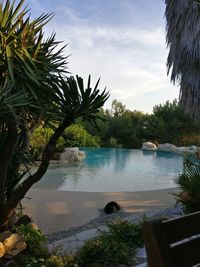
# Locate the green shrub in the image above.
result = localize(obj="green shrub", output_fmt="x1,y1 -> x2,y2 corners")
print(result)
15,224 -> 48,257
63,124 -> 100,147
77,220 -> 143,267
108,220 -> 143,248
47,255 -> 79,267
173,158 -> 200,213
25,258 -> 46,267
30,127 -> 65,160
77,236 -> 134,267
15,220 -> 144,267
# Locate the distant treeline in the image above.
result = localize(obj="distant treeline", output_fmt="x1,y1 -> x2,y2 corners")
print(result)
80,99 -> 200,149
30,99 -> 200,159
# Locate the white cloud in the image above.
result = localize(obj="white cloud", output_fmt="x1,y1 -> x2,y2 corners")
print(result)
42,3 -> 179,113
52,24 -> 164,49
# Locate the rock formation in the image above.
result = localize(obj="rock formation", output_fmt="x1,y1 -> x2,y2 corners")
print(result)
60,147 -> 85,162
141,142 -> 157,151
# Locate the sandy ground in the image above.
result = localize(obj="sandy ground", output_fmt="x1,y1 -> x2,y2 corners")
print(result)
22,188 -> 178,234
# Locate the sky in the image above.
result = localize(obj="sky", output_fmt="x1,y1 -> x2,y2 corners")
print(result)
29,0 -> 179,113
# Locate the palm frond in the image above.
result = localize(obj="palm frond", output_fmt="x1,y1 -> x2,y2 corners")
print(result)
165,0 -> 200,120
49,75 -> 109,125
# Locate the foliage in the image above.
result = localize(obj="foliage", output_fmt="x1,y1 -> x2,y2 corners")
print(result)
24,258 -> 47,267
15,224 -> 46,251
0,0 -> 108,230
47,255 -> 79,267
110,99 -> 126,117
77,220 -> 144,267
16,253 -> 79,267
15,224 -> 79,266
63,124 -> 100,147
29,124 -> 100,159
81,99 -> 199,149
14,220 -> 143,267
30,127 -> 63,160
15,224 -> 48,263
107,220 -> 144,248
173,158 -> 200,213
179,135 -> 200,147
149,99 -> 195,144
165,0 -> 200,120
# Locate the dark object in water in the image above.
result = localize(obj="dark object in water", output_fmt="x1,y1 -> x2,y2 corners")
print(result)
104,201 -> 121,214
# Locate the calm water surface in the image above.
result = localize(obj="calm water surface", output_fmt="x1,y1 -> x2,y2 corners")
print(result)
33,148 -> 184,192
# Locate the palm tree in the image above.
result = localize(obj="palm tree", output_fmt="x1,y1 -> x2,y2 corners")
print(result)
0,0 -> 109,231
165,0 -> 200,121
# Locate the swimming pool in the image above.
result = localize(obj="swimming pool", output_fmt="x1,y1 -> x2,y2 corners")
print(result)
33,147 -> 184,192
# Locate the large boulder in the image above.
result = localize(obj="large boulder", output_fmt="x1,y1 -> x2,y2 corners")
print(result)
4,233 -> 26,257
177,146 -> 187,154
177,146 -> 198,155
0,232 -> 27,259
187,145 -> 198,155
157,143 -> 178,153
0,242 -> 5,258
60,147 -> 85,162
142,142 -> 157,151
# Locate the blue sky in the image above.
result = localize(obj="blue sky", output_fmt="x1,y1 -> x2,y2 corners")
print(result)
29,0 -> 179,113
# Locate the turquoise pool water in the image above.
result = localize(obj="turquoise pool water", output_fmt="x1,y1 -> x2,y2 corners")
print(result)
33,148 -> 184,192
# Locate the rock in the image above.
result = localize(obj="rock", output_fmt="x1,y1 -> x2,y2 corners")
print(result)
60,147 -> 85,162
187,145 -> 197,155
4,233 -> 26,257
30,222 -> 39,230
141,142 -> 157,151
0,242 -> 5,258
14,215 -> 32,228
65,147 -> 79,153
157,143 -> 177,153
177,146 -> 198,155
177,146 -> 188,154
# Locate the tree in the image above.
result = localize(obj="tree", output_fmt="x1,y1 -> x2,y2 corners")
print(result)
110,99 -> 126,117
165,0 -> 200,120
0,0 -> 109,231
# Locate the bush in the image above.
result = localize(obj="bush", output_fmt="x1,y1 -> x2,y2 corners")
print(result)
173,158 -> 200,213
14,224 -> 49,266
47,255 -> 79,267
30,127 -> 66,160
15,224 -> 47,252
108,220 -> 143,248
77,220 -> 143,267
63,124 -> 100,147
14,220 -> 144,267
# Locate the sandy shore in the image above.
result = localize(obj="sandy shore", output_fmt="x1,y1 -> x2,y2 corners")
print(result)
22,188 -> 178,234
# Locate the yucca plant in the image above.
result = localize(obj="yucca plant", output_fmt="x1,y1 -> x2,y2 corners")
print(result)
173,158 -> 200,213
0,0 -> 109,231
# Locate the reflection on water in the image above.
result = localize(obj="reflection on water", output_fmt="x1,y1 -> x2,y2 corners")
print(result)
33,148 -> 184,192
